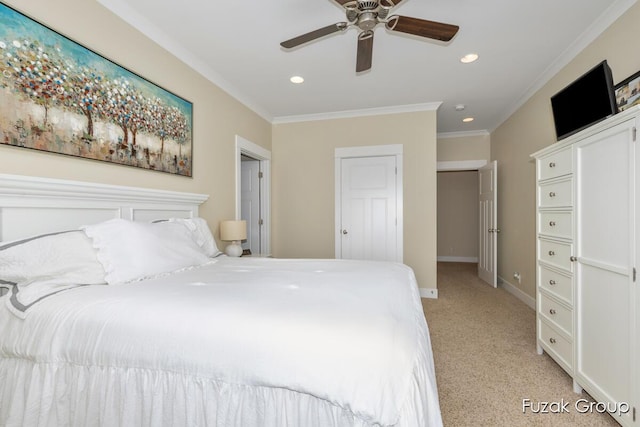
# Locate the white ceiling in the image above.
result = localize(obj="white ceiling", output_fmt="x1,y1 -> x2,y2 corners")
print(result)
98,0 -> 635,135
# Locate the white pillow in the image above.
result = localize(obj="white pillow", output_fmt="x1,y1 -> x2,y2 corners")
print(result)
82,219 -> 211,285
168,217 -> 221,257
0,230 -> 106,286
0,230 -> 107,316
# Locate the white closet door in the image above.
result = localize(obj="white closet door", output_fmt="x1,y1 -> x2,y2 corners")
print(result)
339,156 -> 398,262
575,118 -> 635,425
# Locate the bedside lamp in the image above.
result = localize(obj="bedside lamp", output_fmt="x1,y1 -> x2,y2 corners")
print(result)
220,220 -> 247,257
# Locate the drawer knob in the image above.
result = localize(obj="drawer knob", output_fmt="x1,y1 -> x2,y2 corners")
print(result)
548,251 -> 555,256
570,256 -> 577,262
549,221 -> 556,227
549,162 -> 556,168
549,192 -> 556,198
549,337 -> 557,344
549,309 -> 556,315
549,279 -> 556,285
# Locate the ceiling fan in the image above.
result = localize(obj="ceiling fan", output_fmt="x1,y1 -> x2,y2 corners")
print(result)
280,0 -> 459,73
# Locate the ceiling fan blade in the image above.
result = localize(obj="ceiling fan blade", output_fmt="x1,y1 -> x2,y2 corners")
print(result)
280,22 -> 348,49
333,0 -> 356,5
356,31 -> 374,73
380,0 -> 406,7
386,15 -> 459,42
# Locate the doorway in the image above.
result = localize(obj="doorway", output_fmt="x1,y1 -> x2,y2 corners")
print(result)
235,135 -> 271,256
240,155 -> 261,254
437,170 -> 480,263
437,160 -> 498,287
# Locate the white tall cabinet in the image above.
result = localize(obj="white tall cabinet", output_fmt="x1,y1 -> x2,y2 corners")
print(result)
533,106 -> 639,426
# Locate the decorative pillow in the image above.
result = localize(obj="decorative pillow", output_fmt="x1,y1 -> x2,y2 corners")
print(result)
0,230 -> 107,317
0,230 -> 106,286
82,219 -> 212,285
168,217 -> 221,257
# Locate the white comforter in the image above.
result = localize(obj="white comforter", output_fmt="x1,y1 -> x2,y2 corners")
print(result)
0,257 -> 442,427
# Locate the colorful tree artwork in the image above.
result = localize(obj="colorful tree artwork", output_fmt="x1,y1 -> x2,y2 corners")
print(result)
0,2 -> 193,176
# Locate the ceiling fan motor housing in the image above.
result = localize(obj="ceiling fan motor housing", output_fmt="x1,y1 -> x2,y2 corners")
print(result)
357,0 -> 379,10
346,0 -> 392,30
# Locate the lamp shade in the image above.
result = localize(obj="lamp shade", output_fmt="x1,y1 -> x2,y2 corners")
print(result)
220,220 -> 247,241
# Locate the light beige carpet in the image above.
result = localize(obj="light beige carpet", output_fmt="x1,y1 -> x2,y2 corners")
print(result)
422,262 -> 620,427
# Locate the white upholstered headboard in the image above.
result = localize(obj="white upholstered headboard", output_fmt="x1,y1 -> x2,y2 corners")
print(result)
0,174 -> 209,242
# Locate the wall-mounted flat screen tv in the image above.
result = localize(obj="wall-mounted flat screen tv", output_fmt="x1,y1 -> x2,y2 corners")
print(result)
550,60 -> 617,140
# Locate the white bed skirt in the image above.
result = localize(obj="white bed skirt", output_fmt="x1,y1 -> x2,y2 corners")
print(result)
0,332 -> 440,427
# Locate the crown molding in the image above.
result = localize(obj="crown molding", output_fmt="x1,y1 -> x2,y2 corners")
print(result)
97,0 -> 274,123
272,102 -> 442,124
492,0 -> 638,133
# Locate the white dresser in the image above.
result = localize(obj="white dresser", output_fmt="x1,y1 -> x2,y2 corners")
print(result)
532,106 -> 639,426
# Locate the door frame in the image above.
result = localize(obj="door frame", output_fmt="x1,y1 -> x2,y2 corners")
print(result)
235,135 -> 271,255
334,144 -> 403,261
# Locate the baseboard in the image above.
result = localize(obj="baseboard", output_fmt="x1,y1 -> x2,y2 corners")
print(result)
497,276 -> 535,310
419,288 -> 438,299
437,256 -> 478,263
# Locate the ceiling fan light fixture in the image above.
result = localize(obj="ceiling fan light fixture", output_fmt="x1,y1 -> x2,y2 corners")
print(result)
460,53 -> 479,64
290,76 -> 305,84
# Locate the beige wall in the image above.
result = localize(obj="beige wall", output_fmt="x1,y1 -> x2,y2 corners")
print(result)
437,171 -> 478,259
491,3 -> 640,298
0,0 -> 272,245
272,111 -> 438,289
437,133 -> 490,162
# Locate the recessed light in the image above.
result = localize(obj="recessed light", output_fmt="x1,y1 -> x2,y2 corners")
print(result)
463,117 -> 474,123
455,104 -> 466,111
290,76 -> 304,84
460,53 -> 479,64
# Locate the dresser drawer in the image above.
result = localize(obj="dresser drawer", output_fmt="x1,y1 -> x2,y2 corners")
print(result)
539,211 -> 573,240
539,239 -> 574,273
539,293 -> 572,336
538,319 -> 573,370
539,179 -> 572,208
539,266 -> 572,304
538,148 -> 573,181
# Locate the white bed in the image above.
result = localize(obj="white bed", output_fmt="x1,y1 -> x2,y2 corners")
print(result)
0,174 -> 442,427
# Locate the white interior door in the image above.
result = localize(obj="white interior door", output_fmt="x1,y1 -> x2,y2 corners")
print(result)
240,158 -> 260,253
339,156 -> 398,261
479,161 -> 498,286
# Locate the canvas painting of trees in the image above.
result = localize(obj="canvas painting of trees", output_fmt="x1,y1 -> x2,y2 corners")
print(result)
0,3 -> 193,176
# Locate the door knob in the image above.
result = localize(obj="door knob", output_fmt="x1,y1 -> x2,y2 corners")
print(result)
342,229 -> 348,235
